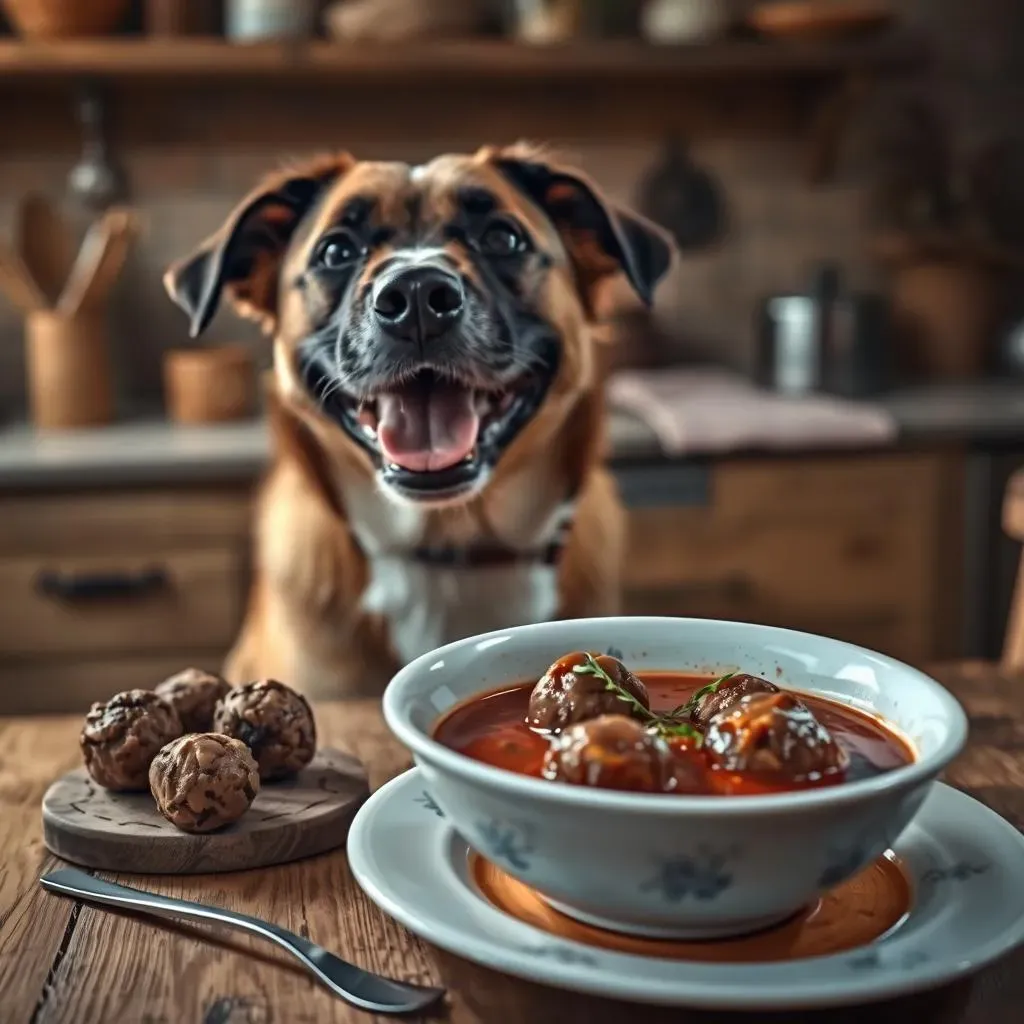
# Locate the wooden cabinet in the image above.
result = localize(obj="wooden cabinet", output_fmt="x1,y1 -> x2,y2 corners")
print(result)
0,450 -> 965,713
0,487 -> 252,714
620,452 -> 964,667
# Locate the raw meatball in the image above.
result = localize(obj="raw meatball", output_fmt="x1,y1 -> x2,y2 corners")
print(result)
80,690 -> 182,791
213,680 -> 316,781
688,673 -> 780,727
155,668 -> 231,733
542,714 -> 675,793
704,692 -> 849,781
526,651 -> 650,732
149,733 -> 260,833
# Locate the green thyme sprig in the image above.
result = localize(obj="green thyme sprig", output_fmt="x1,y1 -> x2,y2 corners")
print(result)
572,652 -> 703,744
677,672 -> 736,717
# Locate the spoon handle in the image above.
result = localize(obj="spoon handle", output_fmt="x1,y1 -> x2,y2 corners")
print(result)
40,868 -> 444,1016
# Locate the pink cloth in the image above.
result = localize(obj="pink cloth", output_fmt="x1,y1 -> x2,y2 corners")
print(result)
608,369 -> 897,455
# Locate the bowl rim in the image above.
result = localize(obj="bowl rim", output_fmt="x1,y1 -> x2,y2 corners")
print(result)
382,617 -> 969,816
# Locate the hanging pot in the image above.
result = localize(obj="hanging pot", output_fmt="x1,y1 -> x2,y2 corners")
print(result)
635,138 -> 726,252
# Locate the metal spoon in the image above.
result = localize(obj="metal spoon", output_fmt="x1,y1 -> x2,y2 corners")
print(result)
40,868 -> 445,1016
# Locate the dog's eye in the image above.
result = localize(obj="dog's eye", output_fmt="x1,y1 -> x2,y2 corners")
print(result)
480,219 -> 527,258
314,231 -> 361,270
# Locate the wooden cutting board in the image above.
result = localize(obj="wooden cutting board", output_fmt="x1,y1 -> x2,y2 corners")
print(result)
41,748 -> 369,875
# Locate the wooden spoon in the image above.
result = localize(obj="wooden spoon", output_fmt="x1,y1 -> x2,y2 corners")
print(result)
0,242 -> 47,315
58,208 -> 138,317
16,194 -> 77,307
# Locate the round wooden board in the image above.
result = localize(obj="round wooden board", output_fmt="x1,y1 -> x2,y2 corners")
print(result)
42,748 -> 369,875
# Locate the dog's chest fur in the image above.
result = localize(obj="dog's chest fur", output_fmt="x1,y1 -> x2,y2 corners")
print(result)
343,486 -> 562,666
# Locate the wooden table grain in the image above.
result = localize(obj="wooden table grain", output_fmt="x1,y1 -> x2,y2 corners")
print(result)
2,662 -> 1023,1024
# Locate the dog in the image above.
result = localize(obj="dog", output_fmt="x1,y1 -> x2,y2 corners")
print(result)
165,144 -> 673,698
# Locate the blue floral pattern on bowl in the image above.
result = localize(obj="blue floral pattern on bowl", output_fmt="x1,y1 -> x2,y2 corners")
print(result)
414,791 -> 445,818
519,944 -> 599,966
921,861 -> 990,884
640,845 -> 738,901
817,842 -> 870,889
847,949 -> 930,972
475,818 -> 536,871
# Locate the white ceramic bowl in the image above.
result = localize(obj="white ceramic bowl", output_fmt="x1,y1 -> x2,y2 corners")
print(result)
382,617 -> 968,939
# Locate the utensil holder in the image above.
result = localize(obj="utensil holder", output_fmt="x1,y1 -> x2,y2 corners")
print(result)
163,345 -> 256,424
26,310 -> 114,429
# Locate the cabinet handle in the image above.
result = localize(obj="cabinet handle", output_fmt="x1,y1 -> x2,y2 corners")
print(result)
35,567 -> 170,602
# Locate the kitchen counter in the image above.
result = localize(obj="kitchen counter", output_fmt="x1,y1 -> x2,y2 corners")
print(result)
2,381 -> 1024,490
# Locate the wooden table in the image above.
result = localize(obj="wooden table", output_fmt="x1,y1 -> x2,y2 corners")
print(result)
2,663 -> 1023,1024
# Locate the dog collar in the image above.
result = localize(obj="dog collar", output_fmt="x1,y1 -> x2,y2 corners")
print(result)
408,503 -> 574,569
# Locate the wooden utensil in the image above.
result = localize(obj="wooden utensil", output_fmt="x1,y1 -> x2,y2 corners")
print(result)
42,748 -> 369,874
3,202 -> 139,430
16,194 -> 78,306
0,242 -> 47,315
58,207 -> 137,316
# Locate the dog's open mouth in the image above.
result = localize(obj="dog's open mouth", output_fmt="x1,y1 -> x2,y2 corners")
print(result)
356,373 -> 516,473
320,366 -> 553,500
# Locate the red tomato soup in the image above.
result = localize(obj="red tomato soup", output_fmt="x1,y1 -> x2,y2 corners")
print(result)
433,669 -> 914,797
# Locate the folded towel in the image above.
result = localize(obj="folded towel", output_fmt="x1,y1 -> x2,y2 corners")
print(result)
607,368 -> 898,456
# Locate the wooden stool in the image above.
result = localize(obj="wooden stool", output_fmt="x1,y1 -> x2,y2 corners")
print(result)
1001,468 -> 1024,668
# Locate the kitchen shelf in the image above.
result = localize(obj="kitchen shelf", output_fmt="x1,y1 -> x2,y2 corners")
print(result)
0,34 -> 927,183
0,34 -> 926,82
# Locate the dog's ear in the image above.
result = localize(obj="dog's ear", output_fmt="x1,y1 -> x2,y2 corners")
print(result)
486,144 -> 675,310
164,153 -> 354,337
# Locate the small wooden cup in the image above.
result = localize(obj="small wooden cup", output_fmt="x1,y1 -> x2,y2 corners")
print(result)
25,311 -> 114,430
163,345 -> 256,424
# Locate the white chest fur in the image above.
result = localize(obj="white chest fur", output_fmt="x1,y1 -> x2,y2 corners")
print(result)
361,557 -> 559,666
345,491 -> 562,667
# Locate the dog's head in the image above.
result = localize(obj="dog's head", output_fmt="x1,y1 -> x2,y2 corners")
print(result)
165,145 -> 673,505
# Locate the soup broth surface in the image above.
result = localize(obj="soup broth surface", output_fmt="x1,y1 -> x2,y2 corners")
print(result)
434,672 -> 913,796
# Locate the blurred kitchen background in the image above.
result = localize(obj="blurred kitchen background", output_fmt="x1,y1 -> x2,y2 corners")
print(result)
3,0 -> 1024,714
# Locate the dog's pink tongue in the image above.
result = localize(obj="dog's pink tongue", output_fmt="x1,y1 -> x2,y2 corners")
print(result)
377,381 -> 479,473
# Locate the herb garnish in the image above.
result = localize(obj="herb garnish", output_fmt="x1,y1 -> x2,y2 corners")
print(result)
572,652 -> 703,744
678,672 -> 736,717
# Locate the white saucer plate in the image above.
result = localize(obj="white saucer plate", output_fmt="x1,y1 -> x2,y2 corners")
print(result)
347,769 -> 1024,1011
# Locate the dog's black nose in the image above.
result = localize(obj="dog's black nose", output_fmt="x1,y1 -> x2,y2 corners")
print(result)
373,266 -> 464,343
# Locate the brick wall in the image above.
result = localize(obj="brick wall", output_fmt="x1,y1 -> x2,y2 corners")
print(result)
0,0 -> 1020,415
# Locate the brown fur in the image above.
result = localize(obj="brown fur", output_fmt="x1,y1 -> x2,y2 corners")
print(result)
165,145 -> 672,699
